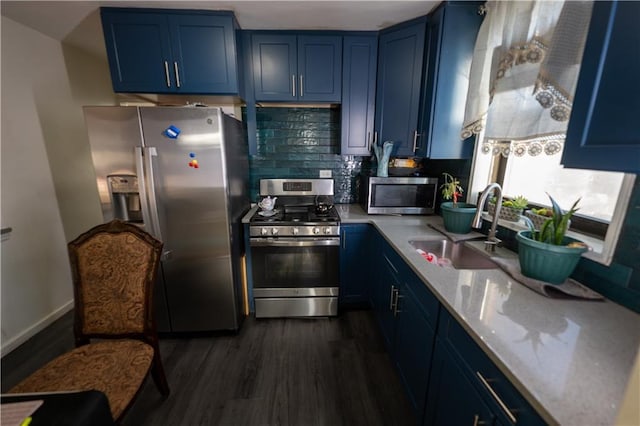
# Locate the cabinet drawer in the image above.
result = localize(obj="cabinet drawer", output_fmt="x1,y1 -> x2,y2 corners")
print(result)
438,310 -> 545,426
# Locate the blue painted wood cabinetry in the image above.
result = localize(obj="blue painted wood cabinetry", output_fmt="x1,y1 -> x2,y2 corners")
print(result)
339,224 -> 372,306
341,35 -> 378,155
416,2 -> 483,159
371,233 -> 438,418
252,33 -> 342,102
101,8 -> 240,94
425,338 -> 495,426
562,1 -> 640,173
426,309 -> 545,426
374,18 -> 426,157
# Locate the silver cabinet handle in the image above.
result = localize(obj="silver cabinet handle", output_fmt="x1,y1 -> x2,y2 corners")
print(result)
384,254 -> 398,274
292,74 -> 296,97
412,130 -> 419,153
164,61 -> 171,87
373,131 -> 378,147
300,74 -> 304,97
367,132 -> 372,152
476,372 -> 517,423
342,232 -> 347,249
393,291 -> 403,316
173,62 -> 181,88
472,414 -> 488,426
389,285 -> 397,311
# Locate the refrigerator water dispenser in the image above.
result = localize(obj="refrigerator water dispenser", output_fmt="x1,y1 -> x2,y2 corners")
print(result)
108,174 -> 142,223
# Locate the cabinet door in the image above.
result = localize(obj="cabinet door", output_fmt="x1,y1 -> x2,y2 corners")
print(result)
252,34 -> 298,101
417,3 -> 482,159
101,10 -> 173,93
372,236 -> 398,350
395,283 -> 436,418
425,340 -> 496,426
297,35 -> 342,102
169,14 -> 238,94
341,35 -> 378,155
562,1 -> 640,173
339,224 -> 371,306
375,20 -> 426,157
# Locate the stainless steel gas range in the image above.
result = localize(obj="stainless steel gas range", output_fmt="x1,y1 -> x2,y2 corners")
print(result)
248,179 -> 340,318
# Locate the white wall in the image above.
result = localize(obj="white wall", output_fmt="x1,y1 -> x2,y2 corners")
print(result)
1,16 -> 113,354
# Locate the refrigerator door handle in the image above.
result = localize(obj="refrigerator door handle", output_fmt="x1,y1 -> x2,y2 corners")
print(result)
143,147 -> 164,242
135,147 -> 154,235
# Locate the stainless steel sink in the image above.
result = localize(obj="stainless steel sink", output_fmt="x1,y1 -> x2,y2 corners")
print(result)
409,239 -> 497,270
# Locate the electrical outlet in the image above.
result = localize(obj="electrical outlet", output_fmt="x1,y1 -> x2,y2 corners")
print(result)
319,170 -> 332,178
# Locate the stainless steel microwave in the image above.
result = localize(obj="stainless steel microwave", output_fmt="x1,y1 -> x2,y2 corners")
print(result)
360,176 -> 438,215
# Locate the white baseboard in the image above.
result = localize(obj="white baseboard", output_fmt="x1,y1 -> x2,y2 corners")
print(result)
1,300 -> 74,356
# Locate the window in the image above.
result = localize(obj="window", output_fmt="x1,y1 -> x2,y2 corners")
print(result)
469,137 -> 635,265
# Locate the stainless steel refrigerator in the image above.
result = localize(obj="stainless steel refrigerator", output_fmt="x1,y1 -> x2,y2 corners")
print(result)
83,106 -> 249,332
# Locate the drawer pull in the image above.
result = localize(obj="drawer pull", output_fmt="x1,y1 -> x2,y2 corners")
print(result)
476,372 -> 517,423
389,285 -> 397,311
473,414 -> 488,426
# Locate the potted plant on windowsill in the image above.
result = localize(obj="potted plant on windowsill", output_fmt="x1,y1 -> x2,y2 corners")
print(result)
517,194 -> 588,284
488,195 -> 528,222
440,173 -> 477,234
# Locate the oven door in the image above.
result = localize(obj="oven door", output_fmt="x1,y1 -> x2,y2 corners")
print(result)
250,237 -> 339,317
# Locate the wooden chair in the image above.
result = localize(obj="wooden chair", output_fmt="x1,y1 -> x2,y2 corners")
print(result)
9,220 -> 170,421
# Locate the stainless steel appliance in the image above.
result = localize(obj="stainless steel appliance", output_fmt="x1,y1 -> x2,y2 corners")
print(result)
83,106 -> 249,332
249,179 -> 340,318
360,176 -> 438,215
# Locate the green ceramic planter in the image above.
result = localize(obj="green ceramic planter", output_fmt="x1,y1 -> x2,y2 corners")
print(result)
516,231 -> 588,284
441,202 -> 477,234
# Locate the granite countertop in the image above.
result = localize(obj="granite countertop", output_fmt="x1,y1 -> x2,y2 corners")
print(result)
335,204 -> 640,426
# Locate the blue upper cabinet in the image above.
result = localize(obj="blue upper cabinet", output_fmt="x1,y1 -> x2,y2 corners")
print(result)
252,33 -> 342,102
341,35 -> 378,155
374,18 -> 426,157
251,34 -> 297,101
101,8 -> 240,95
562,1 -> 640,173
416,2 -> 483,159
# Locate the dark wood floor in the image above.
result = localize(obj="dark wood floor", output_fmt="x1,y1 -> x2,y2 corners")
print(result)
2,309 -> 416,426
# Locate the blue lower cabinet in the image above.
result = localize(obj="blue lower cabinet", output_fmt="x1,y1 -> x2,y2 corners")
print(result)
432,310 -> 546,426
371,231 -> 438,419
395,283 -> 436,418
424,338 -> 495,426
339,224 -> 372,307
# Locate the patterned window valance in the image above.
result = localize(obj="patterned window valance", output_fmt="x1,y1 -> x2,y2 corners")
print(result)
461,1 -> 593,156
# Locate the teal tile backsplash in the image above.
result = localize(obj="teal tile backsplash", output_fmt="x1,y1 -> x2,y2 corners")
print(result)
247,107 -> 367,203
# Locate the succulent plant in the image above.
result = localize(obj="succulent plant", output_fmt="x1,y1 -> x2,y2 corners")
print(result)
503,195 -> 528,210
522,194 -> 580,246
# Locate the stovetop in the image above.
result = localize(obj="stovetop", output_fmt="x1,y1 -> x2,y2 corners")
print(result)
250,205 -> 340,225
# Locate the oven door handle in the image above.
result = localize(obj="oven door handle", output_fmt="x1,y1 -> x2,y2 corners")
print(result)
250,238 -> 340,247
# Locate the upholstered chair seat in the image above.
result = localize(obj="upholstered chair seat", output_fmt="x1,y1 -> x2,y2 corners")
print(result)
10,340 -> 154,419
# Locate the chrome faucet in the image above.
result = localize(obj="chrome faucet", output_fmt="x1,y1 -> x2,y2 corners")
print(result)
472,183 -> 502,253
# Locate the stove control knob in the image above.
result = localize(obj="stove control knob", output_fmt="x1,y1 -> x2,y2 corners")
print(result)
324,227 -> 332,235
292,227 -> 299,236
313,227 -> 320,235
261,228 -> 268,236
271,228 -> 279,235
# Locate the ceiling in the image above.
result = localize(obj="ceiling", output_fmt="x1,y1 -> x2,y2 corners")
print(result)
1,1 -> 440,59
